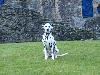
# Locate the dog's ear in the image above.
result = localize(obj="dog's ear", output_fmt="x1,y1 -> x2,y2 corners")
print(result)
51,26 -> 53,29
42,25 -> 44,29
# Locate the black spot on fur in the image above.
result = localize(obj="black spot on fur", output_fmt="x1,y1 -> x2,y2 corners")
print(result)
53,42 -> 56,46
49,43 -> 50,46
49,43 -> 52,48
46,36 -> 48,40
53,43 -> 55,45
53,47 -> 55,53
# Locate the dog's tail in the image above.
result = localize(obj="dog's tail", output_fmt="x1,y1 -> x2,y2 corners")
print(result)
57,53 -> 68,57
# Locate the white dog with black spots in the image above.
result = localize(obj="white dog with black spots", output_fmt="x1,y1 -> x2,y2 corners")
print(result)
42,23 -> 59,60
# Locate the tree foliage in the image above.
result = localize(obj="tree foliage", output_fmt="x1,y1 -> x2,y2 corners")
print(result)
0,1 -> 100,43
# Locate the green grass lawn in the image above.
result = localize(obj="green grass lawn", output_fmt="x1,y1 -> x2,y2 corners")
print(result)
0,40 -> 100,75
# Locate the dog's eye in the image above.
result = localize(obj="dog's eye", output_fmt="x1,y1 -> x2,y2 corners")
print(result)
49,26 -> 50,28
45,26 -> 47,27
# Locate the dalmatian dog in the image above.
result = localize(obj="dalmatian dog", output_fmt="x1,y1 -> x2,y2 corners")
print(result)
42,23 -> 59,60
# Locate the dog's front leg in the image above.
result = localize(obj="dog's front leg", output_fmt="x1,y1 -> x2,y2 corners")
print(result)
51,47 -> 55,60
44,48 -> 48,60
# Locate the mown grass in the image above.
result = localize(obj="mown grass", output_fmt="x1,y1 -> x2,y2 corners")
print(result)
0,40 -> 100,75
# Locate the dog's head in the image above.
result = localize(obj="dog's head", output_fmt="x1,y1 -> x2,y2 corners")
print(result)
42,23 -> 53,33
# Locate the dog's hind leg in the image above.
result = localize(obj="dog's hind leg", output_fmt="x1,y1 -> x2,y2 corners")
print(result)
44,48 -> 48,60
55,51 -> 57,58
51,47 -> 55,60
55,46 -> 59,53
55,46 -> 59,58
